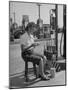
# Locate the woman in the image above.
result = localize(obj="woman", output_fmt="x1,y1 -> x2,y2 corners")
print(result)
20,22 -> 50,80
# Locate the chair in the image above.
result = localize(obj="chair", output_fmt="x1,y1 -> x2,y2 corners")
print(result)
24,57 -> 38,82
21,44 -> 41,82
21,50 -> 39,82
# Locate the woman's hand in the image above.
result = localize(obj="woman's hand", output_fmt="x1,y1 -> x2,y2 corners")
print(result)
32,42 -> 40,47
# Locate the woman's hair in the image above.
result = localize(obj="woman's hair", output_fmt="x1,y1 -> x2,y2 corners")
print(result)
25,22 -> 36,33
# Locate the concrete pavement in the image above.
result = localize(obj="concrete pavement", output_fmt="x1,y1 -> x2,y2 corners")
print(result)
9,42 -> 66,89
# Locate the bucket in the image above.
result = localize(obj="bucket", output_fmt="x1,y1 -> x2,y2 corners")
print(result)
50,67 -> 55,78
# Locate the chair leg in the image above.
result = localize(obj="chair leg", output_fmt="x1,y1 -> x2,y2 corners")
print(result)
25,61 -> 28,82
33,63 -> 37,78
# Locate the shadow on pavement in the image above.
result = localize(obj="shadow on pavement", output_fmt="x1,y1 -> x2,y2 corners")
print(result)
9,68 -> 42,89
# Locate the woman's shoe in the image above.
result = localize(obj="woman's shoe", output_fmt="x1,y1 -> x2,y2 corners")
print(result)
38,74 -> 42,78
40,75 -> 50,80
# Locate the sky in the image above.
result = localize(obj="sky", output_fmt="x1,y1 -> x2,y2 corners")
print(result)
10,2 -> 63,28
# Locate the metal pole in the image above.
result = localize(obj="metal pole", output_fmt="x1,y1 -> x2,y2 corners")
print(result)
63,5 -> 66,59
37,3 -> 41,19
55,4 -> 58,61
39,4 -> 40,19
13,12 -> 15,23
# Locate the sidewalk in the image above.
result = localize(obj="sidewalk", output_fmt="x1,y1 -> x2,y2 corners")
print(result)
10,70 -> 66,89
9,37 -> 66,88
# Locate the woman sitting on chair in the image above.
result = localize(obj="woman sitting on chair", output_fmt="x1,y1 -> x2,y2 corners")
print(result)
20,22 -> 50,80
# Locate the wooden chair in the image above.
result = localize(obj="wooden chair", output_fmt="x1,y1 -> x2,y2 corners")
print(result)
21,44 -> 40,82
21,50 -> 39,82
24,57 -> 38,82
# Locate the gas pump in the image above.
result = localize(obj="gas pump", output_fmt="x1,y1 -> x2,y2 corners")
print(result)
47,8 -> 57,55
50,9 -> 56,30
46,5 -> 58,63
37,19 -> 44,39
22,15 -> 29,31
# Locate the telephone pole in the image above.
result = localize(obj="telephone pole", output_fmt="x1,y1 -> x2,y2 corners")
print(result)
13,12 -> 15,23
37,3 -> 41,19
